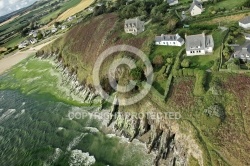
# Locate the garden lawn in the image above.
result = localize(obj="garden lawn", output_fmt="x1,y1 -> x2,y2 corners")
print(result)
150,45 -> 183,60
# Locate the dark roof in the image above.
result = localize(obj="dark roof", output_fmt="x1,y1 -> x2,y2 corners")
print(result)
233,43 -> 250,59
239,16 -> 250,24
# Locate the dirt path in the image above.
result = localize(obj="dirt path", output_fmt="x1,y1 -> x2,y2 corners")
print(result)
0,40 -> 54,75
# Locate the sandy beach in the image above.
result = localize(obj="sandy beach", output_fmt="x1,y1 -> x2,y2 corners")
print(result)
0,40 -> 54,75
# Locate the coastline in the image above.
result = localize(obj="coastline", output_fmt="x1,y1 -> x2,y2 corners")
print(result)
0,39 -> 56,76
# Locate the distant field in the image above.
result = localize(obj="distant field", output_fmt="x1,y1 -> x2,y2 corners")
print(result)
195,11 -> 250,26
3,34 -> 25,47
40,0 -> 82,24
0,15 -> 19,27
56,0 -> 95,21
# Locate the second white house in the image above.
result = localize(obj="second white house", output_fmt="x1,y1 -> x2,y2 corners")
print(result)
155,34 -> 184,47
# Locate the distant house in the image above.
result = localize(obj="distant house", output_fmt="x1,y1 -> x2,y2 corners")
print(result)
18,40 -> 30,49
233,43 -> 250,61
67,15 -> 76,22
61,25 -> 68,30
51,27 -> 58,33
244,33 -> 250,40
185,33 -> 214,56
124,18 -> 145,35
45,30 -> 51,35
189,0 -> 203,16
96,2 -> 103,7
155,34 -> 184,47
87,7 -> 94,12
167,0 -> 178,6
239,16 -> 250,29
30,38 -> 37,44
29,30 -> 38,38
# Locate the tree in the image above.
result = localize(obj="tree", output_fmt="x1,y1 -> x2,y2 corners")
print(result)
153,55 -> 164,67
37,32 -> 43,40
166,58 -> 173,64
181,59 -> 190,68
166,18 -> 178,32
130,67 -> 142,81
54,22 -> 61,28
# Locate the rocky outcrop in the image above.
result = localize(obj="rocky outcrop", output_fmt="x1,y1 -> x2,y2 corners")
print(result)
106,99 -> 203,166
35,52 -> 99,104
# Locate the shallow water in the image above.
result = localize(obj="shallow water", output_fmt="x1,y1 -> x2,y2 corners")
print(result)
0,57 -> 155,166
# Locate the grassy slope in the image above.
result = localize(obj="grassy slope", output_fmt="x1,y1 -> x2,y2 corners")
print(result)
43,13 -> 154,84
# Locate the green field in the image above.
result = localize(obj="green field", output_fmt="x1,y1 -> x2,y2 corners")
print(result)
3,34 -> 25,47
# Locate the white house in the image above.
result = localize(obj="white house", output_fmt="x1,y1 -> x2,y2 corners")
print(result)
67,15 -> 76,22
185,33 -> 214,56
155,34 -> 184,47
189,0 -> 203,16
30,38 -> 37,44
244,33 -> 250,40
167,0 -> 178,6
51,27 -> 58,33
239,16 -> 250,29
18,40 -> 30,49
124,18 -> 145,35
29,30 -> 38,38
61,25 -> 68,30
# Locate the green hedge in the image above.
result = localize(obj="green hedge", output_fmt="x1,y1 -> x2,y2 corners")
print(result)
164,74 -> 173,101
193,70 -> 207,96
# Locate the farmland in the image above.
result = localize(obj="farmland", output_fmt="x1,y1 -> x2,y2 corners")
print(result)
56,0 -> 95,22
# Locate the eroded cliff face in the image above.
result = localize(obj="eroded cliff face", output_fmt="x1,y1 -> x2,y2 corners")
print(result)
107,98 -> 204,166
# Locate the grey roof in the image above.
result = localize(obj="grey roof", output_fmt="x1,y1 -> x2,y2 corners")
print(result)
125,18 -> 144,28
233,43 -> 250,59
239,16 -> 250,24
189,0 -> 202,11
244,33 -> 250,38
205,35 -> 214,48
185,33 -> 214,51
155,34 -> 184,43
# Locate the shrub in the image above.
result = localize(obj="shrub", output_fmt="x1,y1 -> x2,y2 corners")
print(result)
204,104 -> 225,120
166,58 -> 174,64
130,67 -> 143,81
181,59 -> 190,68
177,69 -> 183,77
173,57 -> 181,70
187,69 -> 195,76
153,55 -> 164,68
182,68 -> 188,76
